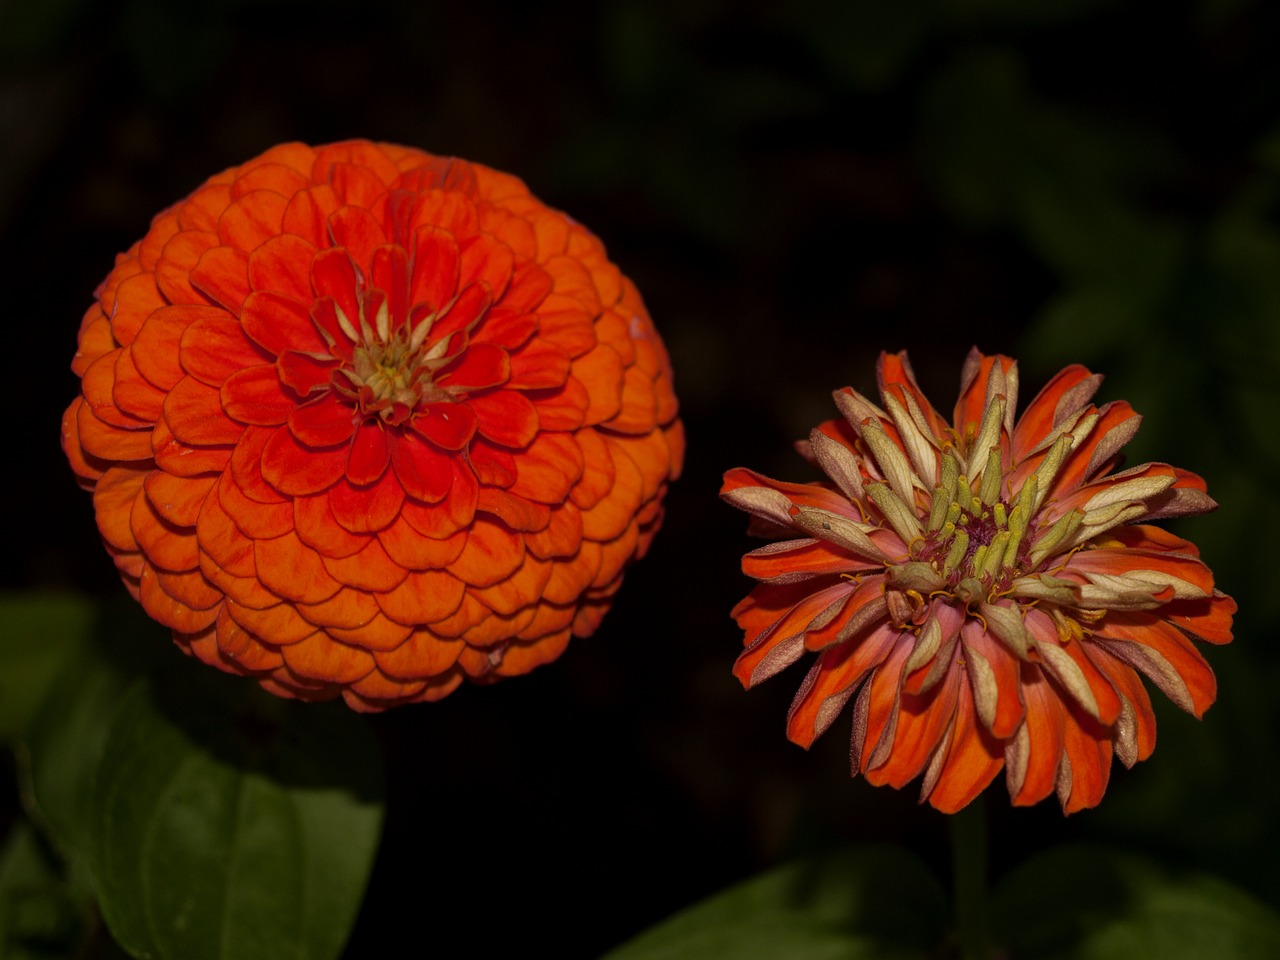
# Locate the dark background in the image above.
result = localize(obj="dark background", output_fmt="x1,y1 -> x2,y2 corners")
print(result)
4,0 -> 1280,955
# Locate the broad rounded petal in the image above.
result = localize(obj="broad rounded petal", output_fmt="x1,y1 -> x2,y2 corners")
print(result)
469,389 -> 538,448
289,394 -> 357,447
242,290 -> 328,356
255,530 -> 344,604
450,518 -> 524,588
260,427 -> 348,497
390,432 -> 454,502
374,626 -> 464,679
329,469 -> 404,533
407,402 -> 476,451
222,365 -> 296,426
376,569 -> 466,625
164,376 -> 244,446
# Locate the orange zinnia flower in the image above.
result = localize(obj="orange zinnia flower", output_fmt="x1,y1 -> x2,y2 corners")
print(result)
63,140 -> 683,711
722,349 -> 1233,813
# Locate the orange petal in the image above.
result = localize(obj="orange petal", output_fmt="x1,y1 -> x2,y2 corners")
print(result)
328,613 -> 413,652
254,529 -> 344,603
144,472 -> 215,528
374,627 -> 464,679
376,568 -> 466,625
296,587 -> 381,629
282,632 -> 375,684
377,520 -> 465,570
450,518 -> 524,588
321,537 -> 408,592
294,491 -> 369,558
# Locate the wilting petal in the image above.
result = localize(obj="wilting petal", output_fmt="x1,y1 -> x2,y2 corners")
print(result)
723,347 -> 1231,813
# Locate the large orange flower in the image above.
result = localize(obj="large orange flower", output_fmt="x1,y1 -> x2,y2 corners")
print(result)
723,349 -> 1232,813
63,140 -> 683,711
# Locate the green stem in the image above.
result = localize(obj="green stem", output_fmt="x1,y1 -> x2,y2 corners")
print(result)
950,796 -> 993,960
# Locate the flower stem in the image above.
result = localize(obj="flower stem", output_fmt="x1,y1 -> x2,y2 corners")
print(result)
950,796 -> 993,960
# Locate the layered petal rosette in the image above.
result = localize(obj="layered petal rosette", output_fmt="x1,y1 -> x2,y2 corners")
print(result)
723,349 -> 1233,813
63,140 -> 683,711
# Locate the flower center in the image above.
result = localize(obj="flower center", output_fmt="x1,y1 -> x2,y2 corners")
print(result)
329,296 -> 455,426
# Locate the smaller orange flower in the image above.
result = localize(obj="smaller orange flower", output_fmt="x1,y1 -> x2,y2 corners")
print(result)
723,349 -> 1234,813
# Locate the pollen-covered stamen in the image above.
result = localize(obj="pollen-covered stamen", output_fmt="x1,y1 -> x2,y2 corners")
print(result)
912,449 -> 1037,599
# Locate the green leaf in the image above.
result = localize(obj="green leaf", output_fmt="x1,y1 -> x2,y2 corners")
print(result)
0,821 -> 85,959
89,666 -> 385,960
18,598 -> 162,892
0,591 -> 95,740
603,844 -> 948,959
992,845 -> 1280,960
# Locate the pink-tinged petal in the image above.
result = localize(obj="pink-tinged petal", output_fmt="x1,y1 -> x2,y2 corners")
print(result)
347,421 -> 392,486
742,538 -> 874,582
329,468 -> 404,533
1091,612 -> 1218,717
953,348 -> 1015,437
310,248 -> 362,328
164,376 -> 244,446
1057,705 -> 1113,814
259,427 -> 348,497
180,312 -> 271,387
866,658 -> 963,791
407,402 -> 476,451
1012,363 -> 1100,458
1164,593 -> 1235,645
221,366 -> 296,426
1066,546 -> 1215,597
1047,401 -> 1141,499
961,623 -> 1025,738
438,343 -> 510,391
277,350 -> 341,397
469,389 -> 538,448
390,431 -> 453,502
289,394 -> 357,447
327,205 -> 387,271
408,225 -> 460,313
733,581 -> 849,692
917,680 -> 1005,813
783,624 -> 906,752
190,246 -> 251,312
242,290 -> 328,357
877,351 -> 949,439
248,234 -> 317,301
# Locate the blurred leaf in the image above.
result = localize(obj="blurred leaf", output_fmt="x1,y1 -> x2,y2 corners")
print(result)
0,592 -> 95,741
0,821 -> 85,959
778,0 -> 937,91
18,598 -> 163,894
89,667 -> 385,960
992,845 -> 1280,959
603,844 -> 948,958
